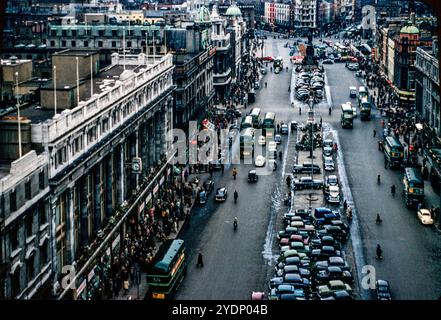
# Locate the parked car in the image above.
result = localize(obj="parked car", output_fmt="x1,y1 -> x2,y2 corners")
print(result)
293,177 -> 323,190
310,235 -> 340,249
281,124 -> 289,134
255,155 -> 266,167
254,81 -> 260,90
315,266 -> 354,285
324,175 -> 339,194
326,185 -> 340,204
376,280 -> 392,300
292,163 -> 321,174
418,208 -> 434,225
324,157 -> 335,171
203,179 -> 214,193
323,146 -> 333,157
317,280 -> 352,299
258,135 -> 266,146
311,246 -> 342,261
314,256 -> 351,272
248,169 -> 258,183
355,70 -> 362,77
274,134 -> 282,144
215,187 -> 228,202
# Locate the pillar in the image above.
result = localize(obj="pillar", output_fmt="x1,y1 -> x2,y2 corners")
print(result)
65,186 -> 75,264
106,153 -> 114,218
93,165 -> 102,235
80,175 -> 90,246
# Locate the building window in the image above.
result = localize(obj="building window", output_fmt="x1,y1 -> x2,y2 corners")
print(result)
10,190 -> 17,212
84,40 -> 89,47
98,41 -> 103,48
26,213 -> 33,237
40,243 -> 48,268
127,41 -> 132,48
98,30 -> 104,37
10,225 -> 19,251
72,30 -> 77,37
112,41 -> 117,48
25,181 -> 31,200
112,30 -> 118,37
50,40 -> 55,47
62,30 -> 67,37
27,255 -> 35,283
71,40 -> 76,47
39,171 -> 45,190
50,30 -> 56,36
61,40 -> 66,47
39,202 -> 46,225
102,118 -> 109,133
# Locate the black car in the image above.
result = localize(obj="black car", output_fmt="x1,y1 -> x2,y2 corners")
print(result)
376,280 -> 392,300
215,187 -> 228,202
248,170 -> 258,183
311,246 -> 342,261
292,163 -> 321,174
283,265 -> 311,279
203,179 -> 214,193
315,266 -> 354,285
283,273 -> 311,290
293,177 -> 323,190
314,256 -> 351,272
310,235 -> 340,249
322,59 -> 333,64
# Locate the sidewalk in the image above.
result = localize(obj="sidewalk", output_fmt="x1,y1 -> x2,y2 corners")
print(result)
112,170 -> 210,300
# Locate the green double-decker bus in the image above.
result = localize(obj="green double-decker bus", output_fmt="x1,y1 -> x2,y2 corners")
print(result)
403,167 -> 424,208
146,239 -> 187,300
360,97 -> 372,121
262,112 -> 276,138
383,136 -> 404,169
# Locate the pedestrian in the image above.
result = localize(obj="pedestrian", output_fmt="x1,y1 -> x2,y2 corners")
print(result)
221,163 -> 224,175
378,140 -> 382,151
277,123 -> 280,133
417,202 -> 422,212
286,175 -> 292,189
329,106 -> 332,115
384,158 -> 388,169
343,200 -> 347,212
196,252 -> 204,268
373,129 -> 377,138
299,106 -> 302,115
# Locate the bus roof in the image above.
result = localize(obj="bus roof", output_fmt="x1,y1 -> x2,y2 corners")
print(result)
242,127 -> 255,136
242,115 -> 253,123
361,96 -> 370,103
151,239 -> 185,273
264,112 -> 275,119
341,103 -> 352,112
385,136 -> 403,148
358,86 -> 367,92
405,167 -> 424,184
250,108 -> 261,116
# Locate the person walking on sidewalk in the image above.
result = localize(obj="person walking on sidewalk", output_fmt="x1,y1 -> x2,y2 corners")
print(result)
221,163 -> 224,175
373,129 -> 377,138
196,253 -> 204,268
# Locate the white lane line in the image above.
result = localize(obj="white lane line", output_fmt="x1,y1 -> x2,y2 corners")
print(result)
281,131 -> 290,177
262,184 -> 282,265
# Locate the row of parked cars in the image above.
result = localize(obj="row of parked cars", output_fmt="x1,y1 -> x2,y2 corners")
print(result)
294,69 -> 325,102
268,207 -> 355,300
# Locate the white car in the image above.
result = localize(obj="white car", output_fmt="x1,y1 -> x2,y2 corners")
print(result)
258,136 -> 266,146
327,185 -> 340,204
255,155 -> 266,167
324,157 -> 335,171
274,134 -> 282,144
418,209 -> 434,225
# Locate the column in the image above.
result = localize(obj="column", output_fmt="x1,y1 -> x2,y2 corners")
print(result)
155,112 -> 162,161
65,186 -> 75,264
119,144 -> 125,204
50,196 -> 59,278
80,175 -> 89,246
140,123 -> 148,179
93,165 -> 101,235
149,118 -> 155,166
106,154 -> 114,219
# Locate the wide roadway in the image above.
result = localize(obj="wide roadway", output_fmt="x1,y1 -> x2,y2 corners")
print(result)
175,36 -> 297,299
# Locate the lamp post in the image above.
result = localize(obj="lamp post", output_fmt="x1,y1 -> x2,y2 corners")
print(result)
15,72 -> 22,158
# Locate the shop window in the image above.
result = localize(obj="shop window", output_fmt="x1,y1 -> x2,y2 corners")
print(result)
10,225 -> 19,251
27,255 -> 35,283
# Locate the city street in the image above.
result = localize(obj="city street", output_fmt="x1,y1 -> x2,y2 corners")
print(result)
176,35 -> 441,300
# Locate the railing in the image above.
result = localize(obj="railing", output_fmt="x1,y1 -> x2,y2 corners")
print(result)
37,54 -> 173,144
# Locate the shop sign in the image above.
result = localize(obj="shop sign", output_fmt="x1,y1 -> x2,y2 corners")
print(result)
146,193 -> 152,205
87,268 -> 95,282
138,201 -> 145,214
77,279 -> 87,296
112,234 -> 121,249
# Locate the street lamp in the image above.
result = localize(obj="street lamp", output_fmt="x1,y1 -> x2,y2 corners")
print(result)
15,72 -> 22,158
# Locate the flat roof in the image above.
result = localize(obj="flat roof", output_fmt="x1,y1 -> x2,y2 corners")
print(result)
5,64 -> 141,124
53,49 -> 99,57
